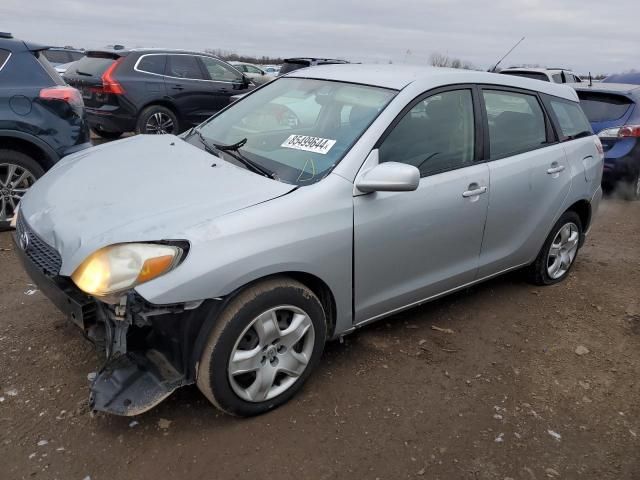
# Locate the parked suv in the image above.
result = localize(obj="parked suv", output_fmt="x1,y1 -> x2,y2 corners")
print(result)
278,57 -> 349,76
64,48 -> 254,138
574,83 -> 640,198
15,66 -> 602,417
500,67 -> 582,84
0,33 -> 90,228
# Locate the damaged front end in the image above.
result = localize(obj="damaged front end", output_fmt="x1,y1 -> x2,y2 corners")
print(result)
12,220 -> 219,415
87,295 -> 214,416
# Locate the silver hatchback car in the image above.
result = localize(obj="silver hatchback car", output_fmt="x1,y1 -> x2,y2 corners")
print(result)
13,65 -> 603,417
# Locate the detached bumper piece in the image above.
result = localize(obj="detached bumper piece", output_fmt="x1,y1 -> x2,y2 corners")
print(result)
90,349 -> 191,416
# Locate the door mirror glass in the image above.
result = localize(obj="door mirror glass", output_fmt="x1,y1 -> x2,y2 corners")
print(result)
356,162 -> 420,193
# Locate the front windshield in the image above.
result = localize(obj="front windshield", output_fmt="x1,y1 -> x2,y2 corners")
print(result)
194,78 -> 397,185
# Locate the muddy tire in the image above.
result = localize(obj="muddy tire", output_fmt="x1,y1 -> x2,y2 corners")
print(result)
196,277 -> 327,417
527,211 -> 583,286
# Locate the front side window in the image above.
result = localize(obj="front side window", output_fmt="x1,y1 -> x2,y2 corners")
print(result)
379,89 -> 475,177
166,55 -> 203,80
549,98 -> 592,139
195,78 -> 396,185
136,55 -> 166,75
200,57 -> 242,82
483,90 -> 547,159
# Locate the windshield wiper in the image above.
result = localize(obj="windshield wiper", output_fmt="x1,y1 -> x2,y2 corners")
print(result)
193,129 -> 276,179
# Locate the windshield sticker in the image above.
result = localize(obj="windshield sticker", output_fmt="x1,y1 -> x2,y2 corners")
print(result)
281,135 -> 336,155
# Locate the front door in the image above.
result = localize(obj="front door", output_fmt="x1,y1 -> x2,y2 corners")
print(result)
199,56 -> 251,114
353,88 -> 490,323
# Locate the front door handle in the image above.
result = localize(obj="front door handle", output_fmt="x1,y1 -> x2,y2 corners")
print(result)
171,85 -> 184,91
462,185 -> 488,198
547,164 -> 566,175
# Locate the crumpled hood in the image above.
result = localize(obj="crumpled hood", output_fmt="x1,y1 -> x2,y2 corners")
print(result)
20,134 -> 295,275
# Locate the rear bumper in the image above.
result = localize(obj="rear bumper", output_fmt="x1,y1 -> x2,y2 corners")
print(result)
86,108 -> 137,133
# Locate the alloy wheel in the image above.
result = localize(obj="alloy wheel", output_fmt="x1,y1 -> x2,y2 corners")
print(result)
145,112 -> 174,134
546,222 -> 579,279
228,305 -> 315,403
0,163 -> 36,223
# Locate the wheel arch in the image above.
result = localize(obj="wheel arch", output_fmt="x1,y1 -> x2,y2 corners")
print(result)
190,271 -> 338,379
0,131 -> 58,170
137,100 -> 181,126
566,199 -> 591,242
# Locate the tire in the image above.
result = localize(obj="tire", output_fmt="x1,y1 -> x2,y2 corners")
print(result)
0,149 -> 44,230
196,277 -> 327,417
91,127 -> 123,140
136,105 -> 179,135
527,211 -> 583,286
619,171 -> 640,201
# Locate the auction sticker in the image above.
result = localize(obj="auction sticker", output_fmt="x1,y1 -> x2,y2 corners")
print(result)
281,135 -> 336,155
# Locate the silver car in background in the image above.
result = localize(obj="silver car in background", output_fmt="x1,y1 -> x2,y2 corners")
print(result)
14,65 -> 603,417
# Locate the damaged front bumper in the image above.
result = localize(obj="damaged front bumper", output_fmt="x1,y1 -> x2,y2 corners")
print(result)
13,233 -> 218,416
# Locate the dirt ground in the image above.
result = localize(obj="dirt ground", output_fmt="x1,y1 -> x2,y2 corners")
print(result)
1,197 -> 639,480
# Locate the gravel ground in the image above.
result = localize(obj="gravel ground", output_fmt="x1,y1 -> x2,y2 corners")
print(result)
0,197 -> 639,480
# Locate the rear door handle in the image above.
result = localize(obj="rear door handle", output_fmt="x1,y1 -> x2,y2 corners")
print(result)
547,165 -> 565,174
462,186 -> 487,198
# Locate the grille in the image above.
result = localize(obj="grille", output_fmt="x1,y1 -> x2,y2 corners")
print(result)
16,212 -> 62,277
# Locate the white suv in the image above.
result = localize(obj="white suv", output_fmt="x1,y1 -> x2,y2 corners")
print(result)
500,67 -> 582,84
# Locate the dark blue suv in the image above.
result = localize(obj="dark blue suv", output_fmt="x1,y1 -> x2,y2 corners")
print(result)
575,83 -> 640,199
0,33 -> 90,228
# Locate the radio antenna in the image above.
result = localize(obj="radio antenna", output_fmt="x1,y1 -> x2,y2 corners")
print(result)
490,36 -> 525,72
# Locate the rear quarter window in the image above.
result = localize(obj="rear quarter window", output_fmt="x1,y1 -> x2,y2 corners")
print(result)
577,92 -> 633,122
0,49 -> 10,71
35,51 -> 64,85
548,98 -> 592,139
136,55 -> 166,75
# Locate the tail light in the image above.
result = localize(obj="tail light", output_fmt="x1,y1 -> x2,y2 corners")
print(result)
101,58 -> 125,94
594,136 -> 604,155
39,86 -> 84,109
598,125 -> 640,139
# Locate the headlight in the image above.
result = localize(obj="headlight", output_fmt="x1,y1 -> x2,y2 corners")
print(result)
71,243 -> 183,296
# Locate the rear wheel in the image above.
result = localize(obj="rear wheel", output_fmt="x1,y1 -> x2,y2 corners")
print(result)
136,105 -> 179,135
197,277 -> 327,416
91,127 -> 123,140
527,211 -> 583,285
0,149 -> 44,230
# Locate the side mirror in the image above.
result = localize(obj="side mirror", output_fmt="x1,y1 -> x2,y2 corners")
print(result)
355,162 -> 420,193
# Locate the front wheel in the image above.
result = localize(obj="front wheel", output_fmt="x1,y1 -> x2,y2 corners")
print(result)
527,211 -> 583,285
196,277 -> 327,416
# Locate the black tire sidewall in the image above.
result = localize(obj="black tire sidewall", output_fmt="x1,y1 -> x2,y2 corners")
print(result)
136,105 -> 179,135
535,211 -> 583,285
0,149 -> 44,229
201,280 -> 326,416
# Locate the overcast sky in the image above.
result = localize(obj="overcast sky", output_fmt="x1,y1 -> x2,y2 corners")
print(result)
3,0 -> 638,74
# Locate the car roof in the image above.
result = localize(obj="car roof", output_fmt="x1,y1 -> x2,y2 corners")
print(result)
86,47 -> 217,57
285,57 -> 349,63
571,82 -> 640,97
501,67 -> 573,74
0,35 -> 50,53
286,64 -> 579,100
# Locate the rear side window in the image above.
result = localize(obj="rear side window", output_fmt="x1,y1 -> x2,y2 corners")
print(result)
67,55 -> 116,77
136,55 -> 166,75
166,55 -> 204,80
483,90 -> 547,159
35,51 -> 64,85
548,98 -> 592,139
577,92 -> 633,122
501,71 -> 550,82
551,73 -> 563,83
0,49 -> 10,71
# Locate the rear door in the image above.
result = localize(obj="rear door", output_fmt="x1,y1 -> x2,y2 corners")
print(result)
354,87 -> 490,323
198,56 -> 250,114
478,87 -> 572,277
164,54 -> 216,126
